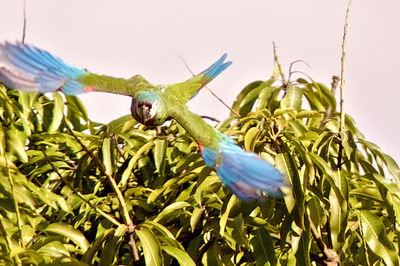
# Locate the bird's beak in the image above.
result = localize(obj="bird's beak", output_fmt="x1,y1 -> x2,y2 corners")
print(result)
138,105 -> 152,123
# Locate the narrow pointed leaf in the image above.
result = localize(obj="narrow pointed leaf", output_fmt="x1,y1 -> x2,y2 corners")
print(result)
251,227 -> 277,266
47,92 -> 64,133
162,246 -> 195,266
43,223 -> 89,251
136,228 -> 163,266
359,210 -> 398,266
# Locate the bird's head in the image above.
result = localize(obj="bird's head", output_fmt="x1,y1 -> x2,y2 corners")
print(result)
130,90 -> 167,126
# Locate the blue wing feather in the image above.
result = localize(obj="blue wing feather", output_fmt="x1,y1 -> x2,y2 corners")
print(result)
0,42 -> 86,94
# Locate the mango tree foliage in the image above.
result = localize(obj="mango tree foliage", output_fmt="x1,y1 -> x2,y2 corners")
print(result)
1,69 -> 400,265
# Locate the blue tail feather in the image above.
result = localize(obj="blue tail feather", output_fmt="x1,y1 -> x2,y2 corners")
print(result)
201,132 -> 286,201
202,53 -> 232,80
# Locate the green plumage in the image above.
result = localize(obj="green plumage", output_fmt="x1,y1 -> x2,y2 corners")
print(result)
0,42 -> 287,201
76,68 -> 223,149
78,74 -> 159,96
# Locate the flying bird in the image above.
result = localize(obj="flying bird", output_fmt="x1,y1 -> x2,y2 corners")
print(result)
0,41 -> 285,201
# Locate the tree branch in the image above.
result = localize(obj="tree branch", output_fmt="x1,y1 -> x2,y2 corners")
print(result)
272,41 -> 288,88
22,0 -> 27,43
337,0 -> 352,170
41,150 -> 121,227
64,122 -> 140,261
308,216 -> 340,265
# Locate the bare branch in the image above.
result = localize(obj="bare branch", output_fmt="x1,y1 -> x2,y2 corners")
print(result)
339,0 -> 352,133
64,122 -> 140,261
41,150 -> 121,227
337,0 -> 352,170
288,59 -> 311,82
272,41 -> 288,87
22,0 -> 27,43
200,115 -> 220,123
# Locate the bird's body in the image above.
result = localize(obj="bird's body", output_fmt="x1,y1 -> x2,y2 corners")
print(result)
0,41 -> 286,201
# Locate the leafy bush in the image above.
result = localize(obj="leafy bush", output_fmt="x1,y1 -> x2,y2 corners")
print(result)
1,66 -> 400,265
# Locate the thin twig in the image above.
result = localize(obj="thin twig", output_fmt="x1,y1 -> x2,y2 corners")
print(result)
111,135 -> 126,161
339,0 -> 352,132
337,0 -> 352,170
287,59 -> 311,82
178,55 -> 241,118
65,125 -> 132,223
272,42 -> 288,87
22,0 -> 27,43
41,150 -> 121,226
64,123 -> 140,261
320,75 -> 340,129
128,232 -> 140,262
200,115 -> 220,123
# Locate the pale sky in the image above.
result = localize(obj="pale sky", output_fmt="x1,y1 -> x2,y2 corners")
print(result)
1,0 -> 399,163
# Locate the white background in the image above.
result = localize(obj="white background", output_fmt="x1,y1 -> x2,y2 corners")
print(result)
1,0 -> 399,163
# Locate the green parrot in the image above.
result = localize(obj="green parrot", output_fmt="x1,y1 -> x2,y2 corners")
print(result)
0,42 -> 286,201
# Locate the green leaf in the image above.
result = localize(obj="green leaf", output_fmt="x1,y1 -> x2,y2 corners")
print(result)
232,80 -> 272,116
65,95 -> 88,120
136,228 -> 163,266
81,228 -> 116,263
329,171 -> 349,250
281,85 -> 302,111
220,195 -> 237,236
47,92 -> 64,133
256,85 -> 276,110
293,219 -> 311,266
381,153 -> 400,190
359,210 -> 399,266
275,153 -> 305,228
162,246 -> 196,266
190,207 -> 204,231
251,227 -> 277,266
43,223 -> 89,251
5,124 -> 28,162
102,137 -> 113,176
153,202 -> 191,223
99,225 -> 127,266
231,213 -> 248,247
154,139 -> 167,176
244,127 -> 260,151
107,114 -> 138,134
141,220 -> 184,249
308,153 -> 346,210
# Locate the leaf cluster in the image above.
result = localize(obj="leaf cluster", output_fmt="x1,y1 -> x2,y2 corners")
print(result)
0,68 -> 400,265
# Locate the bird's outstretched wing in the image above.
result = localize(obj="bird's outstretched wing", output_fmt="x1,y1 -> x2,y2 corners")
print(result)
165,53 -> 232,104
166,102 -> 286,201
0,42 -> 153,96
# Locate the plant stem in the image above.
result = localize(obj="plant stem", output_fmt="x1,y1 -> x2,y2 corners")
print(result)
272,41 -> 288,87
22,0 -> 27,43
65,123 -> 140,261
308,216 -> 340,265
337,0 -> 352,169
41,150 -> 121,226
66,125 -> 133,224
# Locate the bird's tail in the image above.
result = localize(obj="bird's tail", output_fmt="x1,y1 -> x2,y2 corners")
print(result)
200,53 -> 232,87
201,132 -> 285,201
0,42 -> 87,94
190,53 -> 232,98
